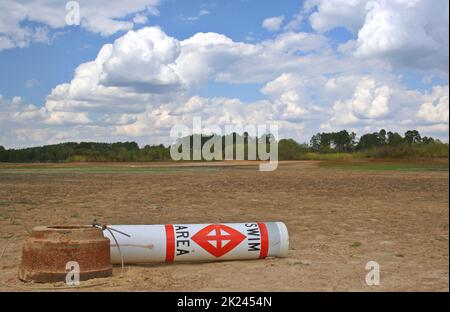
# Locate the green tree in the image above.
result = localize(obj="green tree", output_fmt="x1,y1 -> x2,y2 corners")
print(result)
404,130 -> 421,145
421,136 -> 435,144
310,131 -> 356,153
379,129 -> 387,145
387,131 -> 404,146
357,132 -> 383,150
310,133 -> 322,152
333,130 -> 354,152
278,139 -> 308,160
0,146 -> 5,162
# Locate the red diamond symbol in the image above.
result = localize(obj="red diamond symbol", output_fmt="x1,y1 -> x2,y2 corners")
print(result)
191,224 -> 246,257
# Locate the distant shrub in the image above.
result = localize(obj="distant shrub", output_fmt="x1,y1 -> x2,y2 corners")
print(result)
278,139 -> 309,160
68,155 -> 89,162
305,152 -> 366,161
365,143 -> 449,159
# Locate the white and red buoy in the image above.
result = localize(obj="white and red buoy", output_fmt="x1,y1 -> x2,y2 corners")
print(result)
104,222 -> 289,264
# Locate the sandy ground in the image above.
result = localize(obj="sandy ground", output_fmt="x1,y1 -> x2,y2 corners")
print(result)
0,161 -> 448,291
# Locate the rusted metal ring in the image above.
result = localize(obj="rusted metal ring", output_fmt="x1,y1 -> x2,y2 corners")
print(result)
19,225 -> 112,283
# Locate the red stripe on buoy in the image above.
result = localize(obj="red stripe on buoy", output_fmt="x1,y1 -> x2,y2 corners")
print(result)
165,224 -> 175,262
258,222 -> 269,259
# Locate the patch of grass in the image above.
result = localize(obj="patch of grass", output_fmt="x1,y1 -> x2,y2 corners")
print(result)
305,152 -> 366,161
320,161 -> 449,172
14,199 -> 33,205
0,213 -> 9,220
350,242 -> 362,248
0,165 -> 223,174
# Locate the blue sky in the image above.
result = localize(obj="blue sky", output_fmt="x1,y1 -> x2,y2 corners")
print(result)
1,0 -> 310,106
0,0 -> 448,148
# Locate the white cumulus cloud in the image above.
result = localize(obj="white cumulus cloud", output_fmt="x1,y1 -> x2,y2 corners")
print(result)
305,0 -> 449,73
262,16 -> 285,32
416,85 -> 449,124
308,0 -> 368,33
0,0 -> 160,51
325,77 -> 392,128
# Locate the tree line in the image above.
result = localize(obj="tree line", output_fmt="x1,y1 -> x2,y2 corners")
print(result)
0,129 -> 448,162
309,129 -> 440,153
0,142 -> 170,162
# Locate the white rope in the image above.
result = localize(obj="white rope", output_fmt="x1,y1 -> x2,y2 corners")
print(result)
92,222 -> 130,273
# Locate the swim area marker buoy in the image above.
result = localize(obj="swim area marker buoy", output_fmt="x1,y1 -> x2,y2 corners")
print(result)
103,222 -> 289,264
18,222 -> 289,283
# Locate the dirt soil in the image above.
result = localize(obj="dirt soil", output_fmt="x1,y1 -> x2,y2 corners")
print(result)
0,161 -> 448,291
